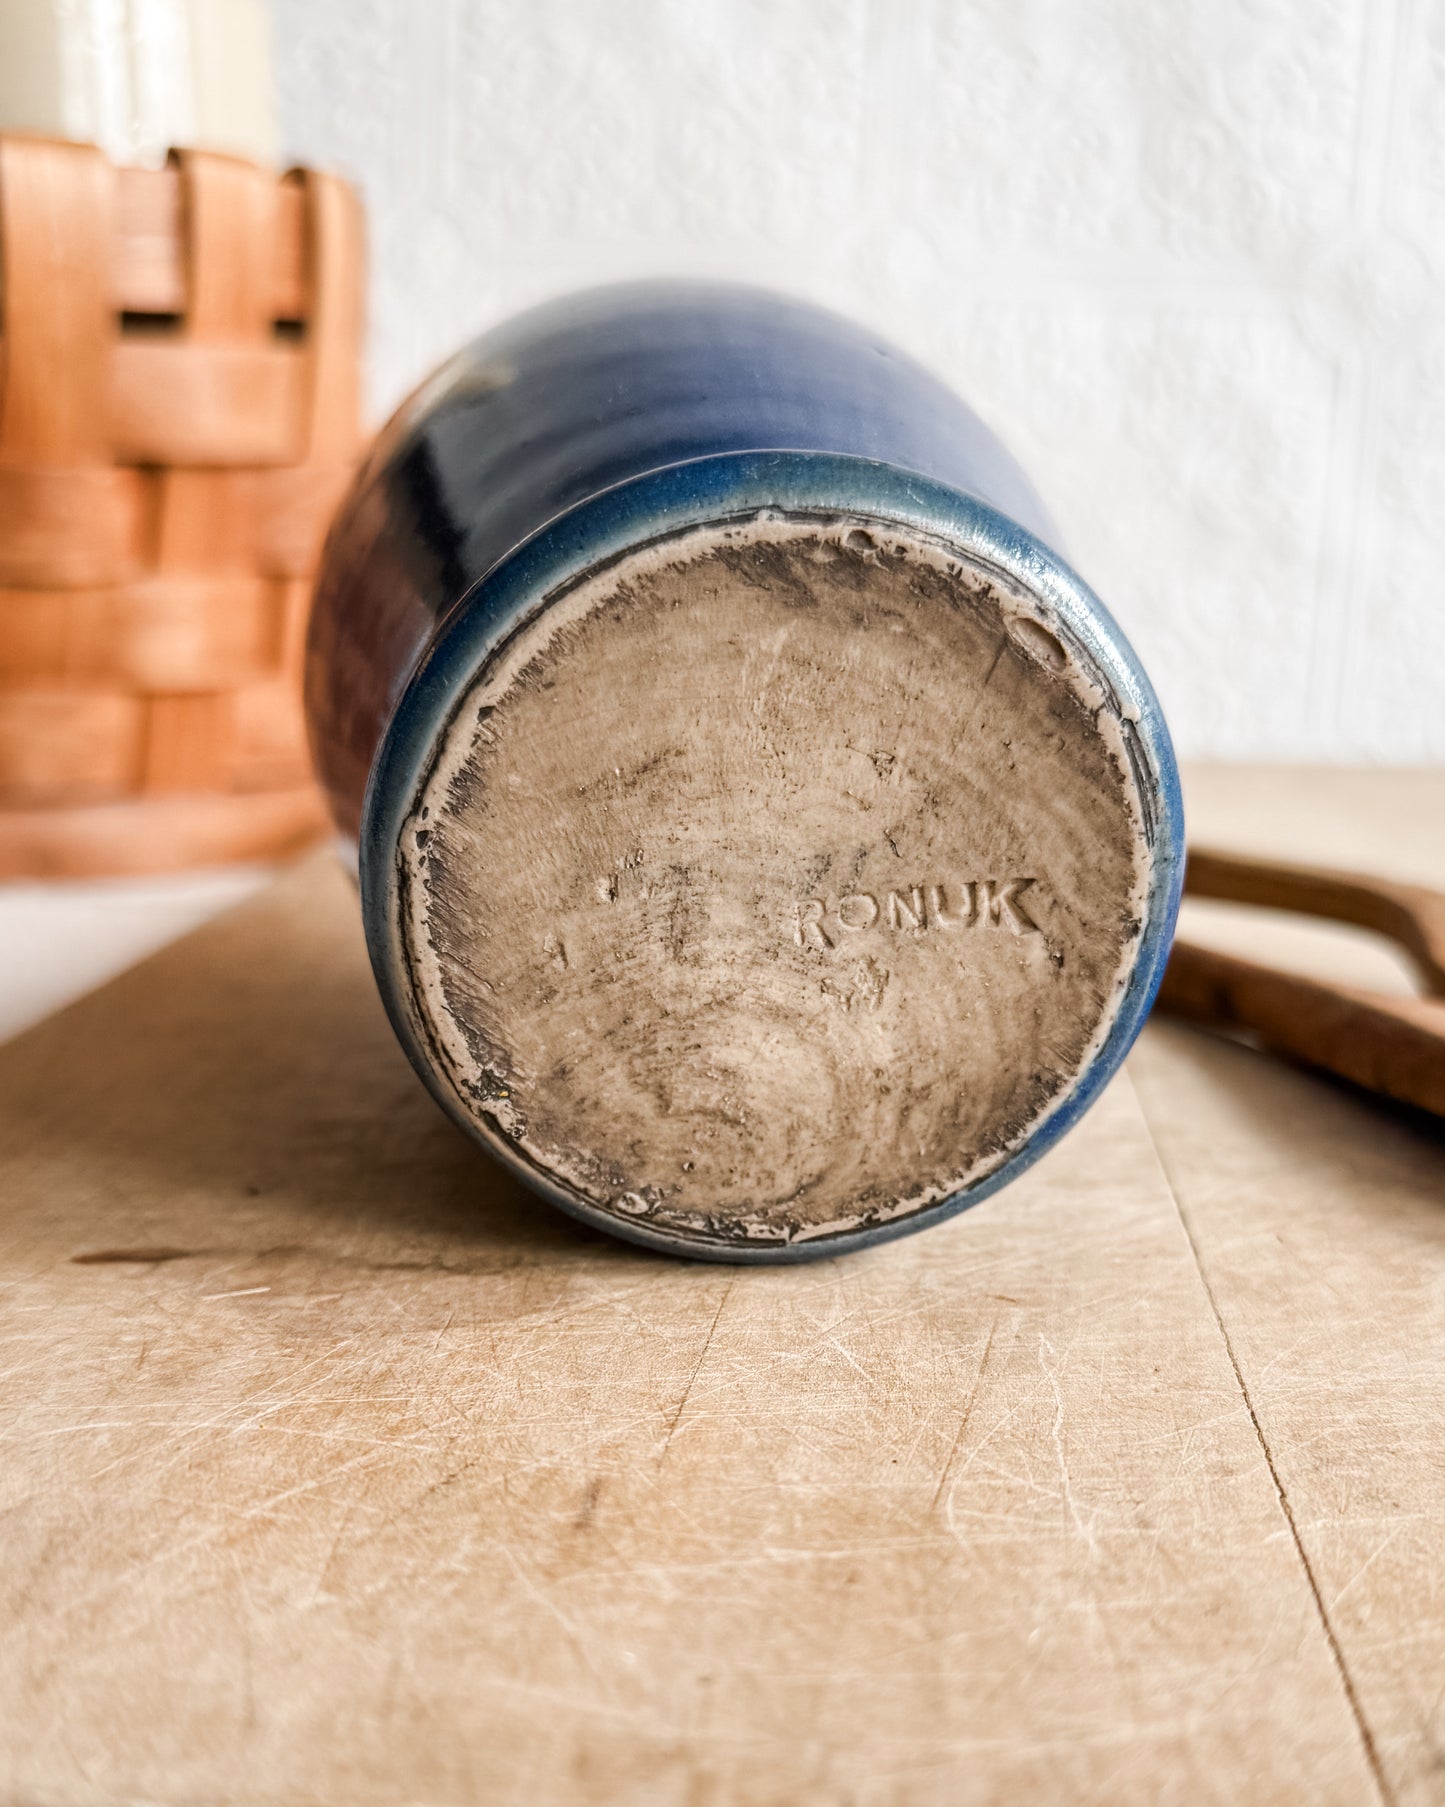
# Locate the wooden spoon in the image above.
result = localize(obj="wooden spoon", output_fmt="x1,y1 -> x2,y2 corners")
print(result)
1155,849 -> 1445,1117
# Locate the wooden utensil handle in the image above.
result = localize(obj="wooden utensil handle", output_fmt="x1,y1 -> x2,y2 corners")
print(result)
1186,848 -> 1445,997
1158,939 -> 1445,1117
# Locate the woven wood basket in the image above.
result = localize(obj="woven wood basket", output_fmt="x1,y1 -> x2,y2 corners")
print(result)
0,135 -> 364,877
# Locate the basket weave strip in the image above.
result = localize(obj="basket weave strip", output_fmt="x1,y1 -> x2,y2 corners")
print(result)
0,135 -> 363,874
0,576 -> 299,691
113,163 -> 307,318
0,790 -> 328,880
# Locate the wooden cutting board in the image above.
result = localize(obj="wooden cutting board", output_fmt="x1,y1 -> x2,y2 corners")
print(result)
2,769 -> 1443,1806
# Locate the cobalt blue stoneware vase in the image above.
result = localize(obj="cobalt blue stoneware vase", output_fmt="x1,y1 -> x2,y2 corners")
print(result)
307,281 -> 1183,1262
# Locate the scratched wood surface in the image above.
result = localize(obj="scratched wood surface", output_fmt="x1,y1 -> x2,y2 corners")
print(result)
0,768 -> 1441,1806
1134,767 -> 1445,1807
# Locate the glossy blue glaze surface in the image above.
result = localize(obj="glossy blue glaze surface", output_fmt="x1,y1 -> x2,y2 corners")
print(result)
307,282 -> 1060,834
306,281 -> 1184,1261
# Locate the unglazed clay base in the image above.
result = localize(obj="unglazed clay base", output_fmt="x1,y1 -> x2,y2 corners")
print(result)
396,511 -> 1148,1253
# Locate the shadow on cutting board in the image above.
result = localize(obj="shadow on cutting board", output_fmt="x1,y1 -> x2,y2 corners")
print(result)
6,850 -> 1441,1298
1133,1015 -> 1445,1246
0,853 -> 625,1281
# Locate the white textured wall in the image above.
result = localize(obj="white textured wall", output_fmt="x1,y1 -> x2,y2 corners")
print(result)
273,0 -> 1445,761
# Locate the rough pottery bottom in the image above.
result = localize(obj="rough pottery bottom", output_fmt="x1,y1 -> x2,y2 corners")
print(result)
390,508 -> 1153,1258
